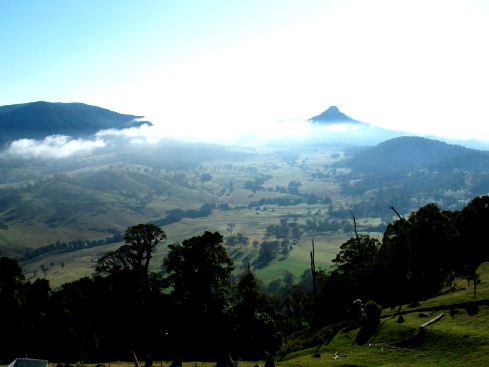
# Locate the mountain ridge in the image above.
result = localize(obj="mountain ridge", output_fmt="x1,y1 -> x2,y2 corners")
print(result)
0,101 -> 148,144
344,136 -> 486,173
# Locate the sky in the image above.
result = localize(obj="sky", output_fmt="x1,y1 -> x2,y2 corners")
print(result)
1,0 -> 489,142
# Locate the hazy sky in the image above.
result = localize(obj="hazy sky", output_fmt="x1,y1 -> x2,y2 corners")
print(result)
1,0 -> 488,141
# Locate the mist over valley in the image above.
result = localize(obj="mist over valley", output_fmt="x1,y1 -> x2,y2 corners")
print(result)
1,102 -> 488,288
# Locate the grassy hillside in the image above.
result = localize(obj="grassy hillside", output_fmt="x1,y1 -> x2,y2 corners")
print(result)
278,262 -> 489,367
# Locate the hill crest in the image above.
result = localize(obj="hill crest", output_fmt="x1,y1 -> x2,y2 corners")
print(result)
345,136 -> 484,173
0,101 -> 148,142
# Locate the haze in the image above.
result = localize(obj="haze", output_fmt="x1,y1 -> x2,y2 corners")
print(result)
1,0 -> 488,141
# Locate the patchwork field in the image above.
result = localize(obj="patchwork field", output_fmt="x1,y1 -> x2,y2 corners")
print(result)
1,140 -> 484,289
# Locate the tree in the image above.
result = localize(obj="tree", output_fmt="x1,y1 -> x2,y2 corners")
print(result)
165,231 -> 233,303
233,269 -> 282,359
97,223 -> 166,278
314,270 -> 350,326
254,241 -> 279,268
332,234 -> 380,301
91,224 -> 169,359
378,203 -> 457,305
406,203 -> 457,298
163,231 -> 234,359
377,218 -> 413,305
454,195 -> 489,296
0,257 -> 26,359
0,257 -> 51,361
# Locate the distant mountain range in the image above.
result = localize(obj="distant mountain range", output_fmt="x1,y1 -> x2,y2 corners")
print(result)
0,101 -> 148,144
1,101 -> 488,152
309,106 -> 489,150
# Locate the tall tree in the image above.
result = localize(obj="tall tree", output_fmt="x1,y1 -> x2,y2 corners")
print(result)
0,257 -> 26,360
454,195 -> 489,296
407,203 -> 456,298
164,231 -> 234,359
378,203 -> 457,305
377,218 -> 413,305
232,268 -> 282,359
0,257 -> 51,361
93,224 -> 168,359
332,234 -> 380,302
97,223 -> 166,278
165,231 -> 233,304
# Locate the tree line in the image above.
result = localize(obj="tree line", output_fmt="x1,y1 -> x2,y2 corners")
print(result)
1,196 -> 489,363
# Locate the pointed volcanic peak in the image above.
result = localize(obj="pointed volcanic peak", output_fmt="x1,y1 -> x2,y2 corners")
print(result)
309,105 -> 363,125
302,105 -> 406,146
0,101 -> 149,142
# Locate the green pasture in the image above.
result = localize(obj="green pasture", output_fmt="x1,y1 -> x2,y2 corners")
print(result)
278,262 -> 489,367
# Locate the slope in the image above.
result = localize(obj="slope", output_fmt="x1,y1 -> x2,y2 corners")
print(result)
280,262 -> 489,367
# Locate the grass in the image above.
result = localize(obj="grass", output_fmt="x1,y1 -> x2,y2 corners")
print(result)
254,235 -> 343,284
0,363 -> 234,367
23,224 -> 346,288
21,194 -> 351,288
298,305 -> 489,367
276,262 -> 489,367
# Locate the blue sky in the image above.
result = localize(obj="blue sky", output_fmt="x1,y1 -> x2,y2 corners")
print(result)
1,0 -> 489,142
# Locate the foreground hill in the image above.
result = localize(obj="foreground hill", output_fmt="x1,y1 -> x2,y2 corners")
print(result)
279,263 -> 489,367
0,101 -> 147,143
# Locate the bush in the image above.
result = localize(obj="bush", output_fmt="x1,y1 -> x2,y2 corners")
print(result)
364,300 -> 382,323
355,300 -> 383,345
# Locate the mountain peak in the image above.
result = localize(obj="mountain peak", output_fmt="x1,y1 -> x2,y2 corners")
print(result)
309,106 -> 359,124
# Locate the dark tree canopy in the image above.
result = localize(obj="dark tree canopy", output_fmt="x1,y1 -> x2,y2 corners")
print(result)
454,195 -> 489,295
0,257 -> 51,361
96,223 -> 166,276
374,204 -> 458,305
163,231 -> 234,359
233,269 -> 282,359
165,231 -> 233,302
332,234 -> 380,301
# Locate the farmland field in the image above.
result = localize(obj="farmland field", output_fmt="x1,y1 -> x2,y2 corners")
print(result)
0,141 -> 483,288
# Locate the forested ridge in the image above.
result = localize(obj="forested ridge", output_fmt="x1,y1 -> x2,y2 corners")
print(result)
1,195 -> 489,363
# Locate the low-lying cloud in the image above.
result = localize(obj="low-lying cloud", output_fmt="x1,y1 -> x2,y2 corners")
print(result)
2,135 -> 106,159
0,119 -> 381,160
96,119 -> 368,146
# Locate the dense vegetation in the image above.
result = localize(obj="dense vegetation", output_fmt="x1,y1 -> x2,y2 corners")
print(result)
2,196 -> 489,364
